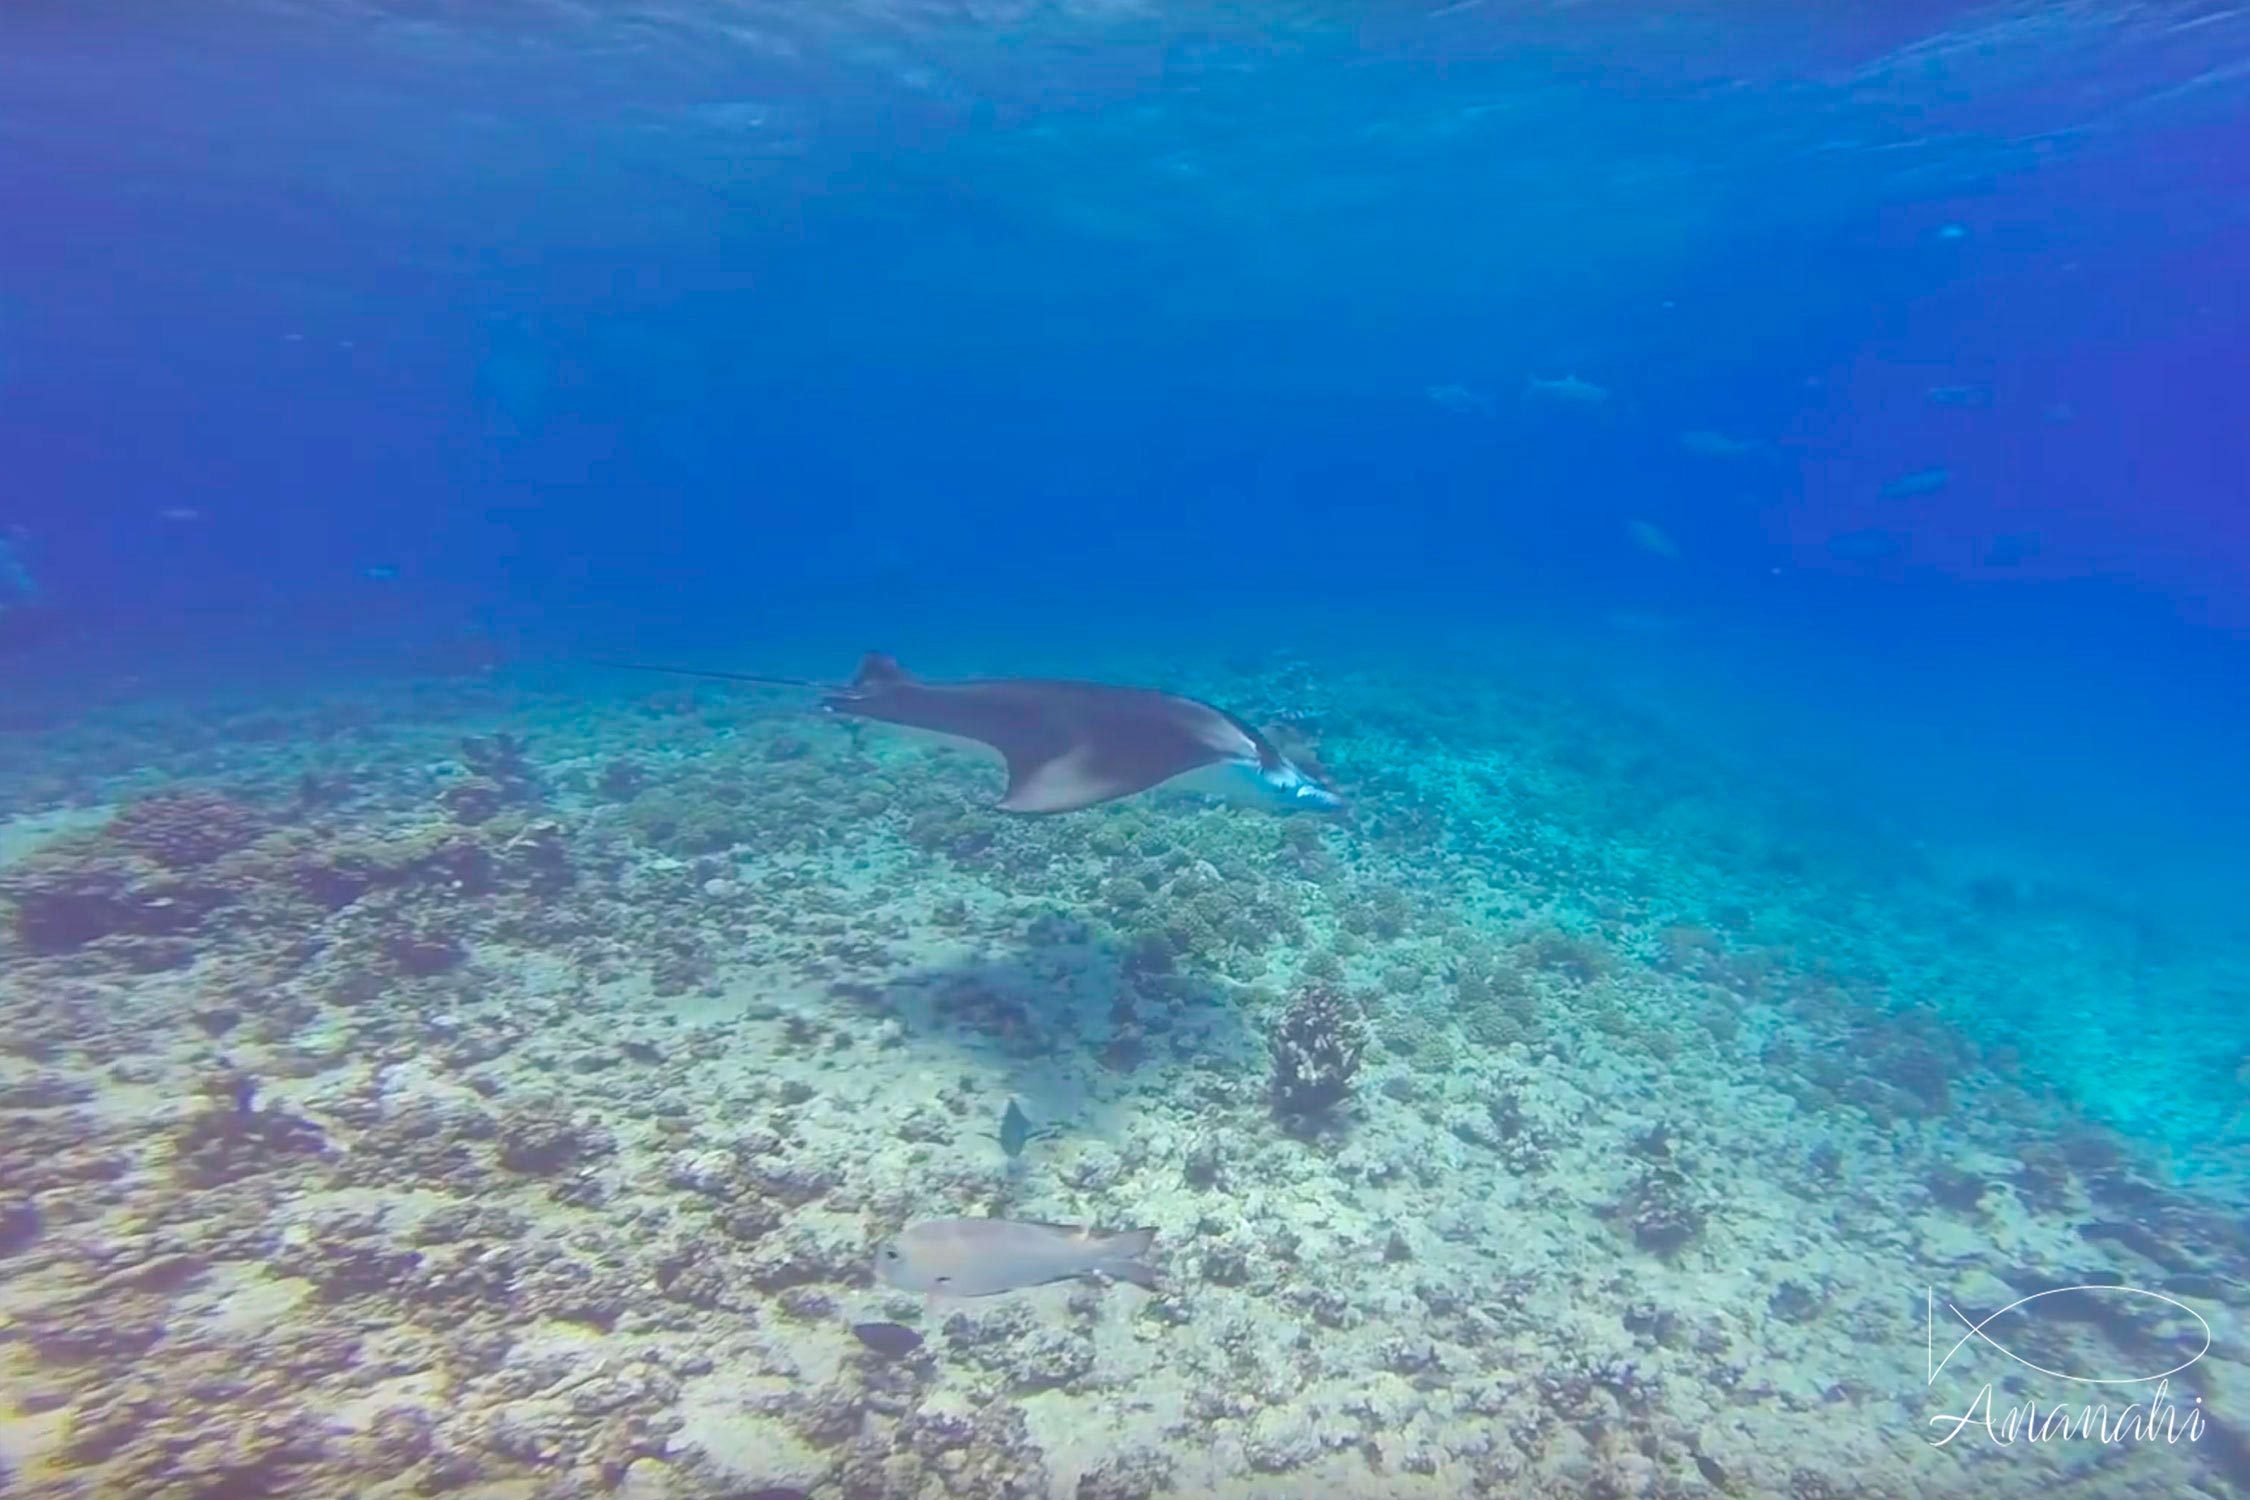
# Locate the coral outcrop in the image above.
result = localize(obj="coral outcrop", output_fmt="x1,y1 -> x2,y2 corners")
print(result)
1268,982 -> 1368,1134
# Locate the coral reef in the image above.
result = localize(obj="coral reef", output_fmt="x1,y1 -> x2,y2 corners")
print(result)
107,789 -> 271,870
0,652 -> 2242,1500
170,1070 -> 328,1186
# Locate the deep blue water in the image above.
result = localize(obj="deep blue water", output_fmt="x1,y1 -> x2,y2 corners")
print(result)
8,8 -> 2245,914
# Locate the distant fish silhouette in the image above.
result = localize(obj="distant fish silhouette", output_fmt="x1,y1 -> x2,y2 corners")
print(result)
603,654 -> 1344,816
1626,520 -> 1680,559
1525,373 -> 1609,404
1426,382 -> 1496,417
1881,467 -> 1951,500
1677,429 -> 1764,459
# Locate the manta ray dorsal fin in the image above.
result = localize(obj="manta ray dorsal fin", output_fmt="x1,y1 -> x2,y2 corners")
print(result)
852,652 -> 915,690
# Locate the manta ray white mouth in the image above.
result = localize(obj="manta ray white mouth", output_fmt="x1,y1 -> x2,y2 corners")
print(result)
1159,752 -> 1343,813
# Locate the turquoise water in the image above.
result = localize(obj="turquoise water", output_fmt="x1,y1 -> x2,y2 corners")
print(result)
4,2 -> 2249,1498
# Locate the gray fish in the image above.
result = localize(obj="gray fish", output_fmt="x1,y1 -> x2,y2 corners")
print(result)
876,1218 -> 1160,1297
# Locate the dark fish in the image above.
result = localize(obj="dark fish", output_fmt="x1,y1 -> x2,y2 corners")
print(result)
733,1489 -> 811,1500
850,1321 -> 925,1358
998,1099 -> 1031,1159
597,654 -> 1344,815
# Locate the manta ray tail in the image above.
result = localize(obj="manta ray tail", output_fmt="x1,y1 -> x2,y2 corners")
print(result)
592,660 -> 833,691
596,651 -> 915,702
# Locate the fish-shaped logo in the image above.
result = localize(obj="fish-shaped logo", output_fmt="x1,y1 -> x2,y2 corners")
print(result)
1927,1285 -> 2211,1387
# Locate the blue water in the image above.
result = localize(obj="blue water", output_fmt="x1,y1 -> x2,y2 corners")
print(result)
4,2 -> 2249,1496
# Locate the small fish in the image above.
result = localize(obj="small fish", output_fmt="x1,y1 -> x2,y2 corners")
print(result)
998,1099 -> 1032,1159
1626,520 -> 1679,560
877,1218 -> 1161,1297
1880,467 -> 1950,500
1525,373 -> 1609,404
733,1489 -> 810,1500
158,506 -> 204,523
1924,384 -> 1992,408
992,1099 -> 1061,1159
362,564 -> 401,582
850,1321 -> 925,1358
1677,429 -> 1762,459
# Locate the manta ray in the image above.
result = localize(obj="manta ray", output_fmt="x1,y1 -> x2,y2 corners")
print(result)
605,653 -> 1344,816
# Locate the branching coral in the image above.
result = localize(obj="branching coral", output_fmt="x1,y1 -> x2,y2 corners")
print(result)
1269,983 -> 1369,1135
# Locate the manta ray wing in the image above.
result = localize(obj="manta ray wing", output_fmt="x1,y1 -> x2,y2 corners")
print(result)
996,737 -> 1152,814
971,684 -> 1248,815
836,670 -> 1250,815
991,701 -> 1219,812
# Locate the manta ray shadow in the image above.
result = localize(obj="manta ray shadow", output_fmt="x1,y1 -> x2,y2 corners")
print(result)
822,930 -> 1260,1127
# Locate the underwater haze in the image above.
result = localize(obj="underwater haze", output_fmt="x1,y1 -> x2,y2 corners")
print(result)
3,1 -> 2249,1498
